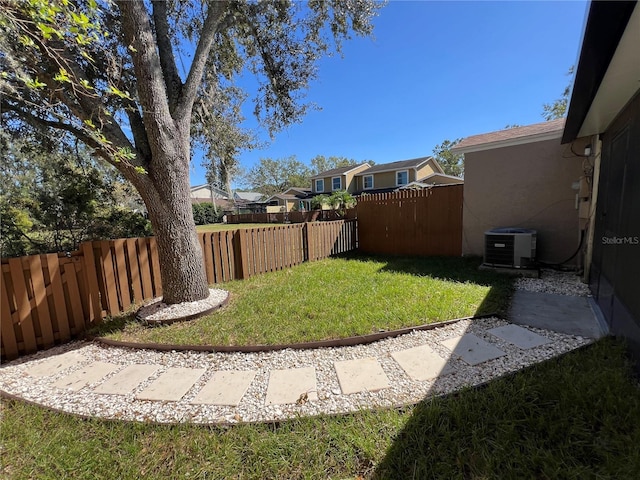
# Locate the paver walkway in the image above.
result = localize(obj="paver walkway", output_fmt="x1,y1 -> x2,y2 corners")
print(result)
0,317 -> 595,424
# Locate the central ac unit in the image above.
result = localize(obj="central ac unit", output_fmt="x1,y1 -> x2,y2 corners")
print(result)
484,228 -> 536,268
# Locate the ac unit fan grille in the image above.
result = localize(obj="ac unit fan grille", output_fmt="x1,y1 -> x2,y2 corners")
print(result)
485,234 -> 515,266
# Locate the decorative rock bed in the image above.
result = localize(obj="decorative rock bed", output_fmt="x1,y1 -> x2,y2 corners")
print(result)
0,269 -> 596,425
136,288 -> 229,325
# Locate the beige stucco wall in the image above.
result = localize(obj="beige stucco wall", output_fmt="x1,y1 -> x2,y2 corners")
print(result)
313,164 -> 370,194
266,205 -> 285,213
416,163 -> 436,179
462,137 -> 590,264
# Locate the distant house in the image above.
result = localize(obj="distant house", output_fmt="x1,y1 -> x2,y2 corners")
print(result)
452,118 -> 589,265
561,1 -> 639,366
190,184 -> 234,210
190,184 -> 230,203
352,157 -> 449,194
265,187 -> 313,213
310,163 -> 370,195
233,191 -> 266,214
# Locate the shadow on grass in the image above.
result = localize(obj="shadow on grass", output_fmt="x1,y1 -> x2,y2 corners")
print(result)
371,338 -> 640,479
86,312 -> 137,338
344,252 -> 514,317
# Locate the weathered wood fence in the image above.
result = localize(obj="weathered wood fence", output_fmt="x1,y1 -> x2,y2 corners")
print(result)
1,220 -> 357,360
357,185 -> 463,256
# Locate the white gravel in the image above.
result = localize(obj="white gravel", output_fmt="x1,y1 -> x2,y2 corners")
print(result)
137,288 -> 229,323
0,318 -> 591,425
515,269 -> 591,297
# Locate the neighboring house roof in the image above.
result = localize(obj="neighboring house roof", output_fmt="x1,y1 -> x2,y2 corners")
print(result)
396,174 -> 463,191
267,188 -> 312,202
190,184 -> 230,199
311,163 -> 370,179
452,119 -> 566,154
562,1 -> 639,143
354,156 -> 440,175
417,173 -> 464,184
282,187 -> 312,196
233,191 -> 265,202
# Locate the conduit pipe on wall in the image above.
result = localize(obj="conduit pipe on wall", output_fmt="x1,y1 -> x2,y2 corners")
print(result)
583,134 -> 602,283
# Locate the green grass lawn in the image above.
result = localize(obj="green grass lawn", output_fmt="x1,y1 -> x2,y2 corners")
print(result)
94,254 -> 512,346
2,339 -> 639,479
196,223 -> 273,232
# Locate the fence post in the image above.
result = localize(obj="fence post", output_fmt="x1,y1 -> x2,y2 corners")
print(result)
236,228 -> 250,279
81,241 -> 103,323
307,222 -> 315,261
302,223 -> 309,262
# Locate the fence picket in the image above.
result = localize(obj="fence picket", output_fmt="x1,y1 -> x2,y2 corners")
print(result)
113,239 -> 131,311
62,259 -> 85,333
28,255 -> 55,348
99,241 -> 120,314
149,237 -> 162,297
8,257 -> 37,353
126,239 -> 144,304
45,253 -> 70,341
0,269 -> 19,359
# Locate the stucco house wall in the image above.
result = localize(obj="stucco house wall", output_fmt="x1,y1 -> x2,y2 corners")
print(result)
312,164 -> 370,194
462,136 -> 589,264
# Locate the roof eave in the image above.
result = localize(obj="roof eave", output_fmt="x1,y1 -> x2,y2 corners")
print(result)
562,1 -> 637,143
452,130 -> 564,154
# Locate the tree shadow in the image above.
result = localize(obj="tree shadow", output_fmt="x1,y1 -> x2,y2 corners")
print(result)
369,339 -> 637,479
85,312 -> 138,337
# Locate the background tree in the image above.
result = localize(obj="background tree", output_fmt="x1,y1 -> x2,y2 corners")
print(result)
432,139 -> 464,177
309,155 -> 363,175
1,130 -> 151,257
0,0 -> 380,304
542,66 -> 574,121
245,156 -> 311,196
327,190 -> 356,217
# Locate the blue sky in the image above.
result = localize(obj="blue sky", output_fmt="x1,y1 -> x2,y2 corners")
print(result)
189,0 -> 589,188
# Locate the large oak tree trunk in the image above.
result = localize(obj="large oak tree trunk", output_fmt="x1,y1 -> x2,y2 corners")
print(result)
117,0 -> 211,305
140,125 -> 209,305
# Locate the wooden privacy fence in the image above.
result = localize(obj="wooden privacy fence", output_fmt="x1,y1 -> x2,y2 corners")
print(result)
227,209 -> 356,224
357,184 -> 463,256
1,220 -> 357,360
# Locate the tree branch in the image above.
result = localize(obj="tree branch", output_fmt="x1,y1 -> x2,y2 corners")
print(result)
116,0 -> 175,150
123,98 -> 152,161
152,0 -> 183,112
177,1 -> 230,120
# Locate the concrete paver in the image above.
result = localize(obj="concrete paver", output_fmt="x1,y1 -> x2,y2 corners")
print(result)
509,290 -> 605,338
334,357 -> 390,394
53,361 -> 120,391
191,370 -> 256,406
136,367 -> 206,401
265,367 -> 318,405
488,324 -> 551,349
441,334 -> 506,366
26,351 -> 85,377
391,345 -> 454,381
94,364 -> 160,395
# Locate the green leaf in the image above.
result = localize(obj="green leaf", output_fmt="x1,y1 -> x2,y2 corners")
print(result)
36,23 -> 62,40
53,68 -> 70,83
79,79 -> 93,90
19,35 -> 35,47
107,85 -> 132,100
